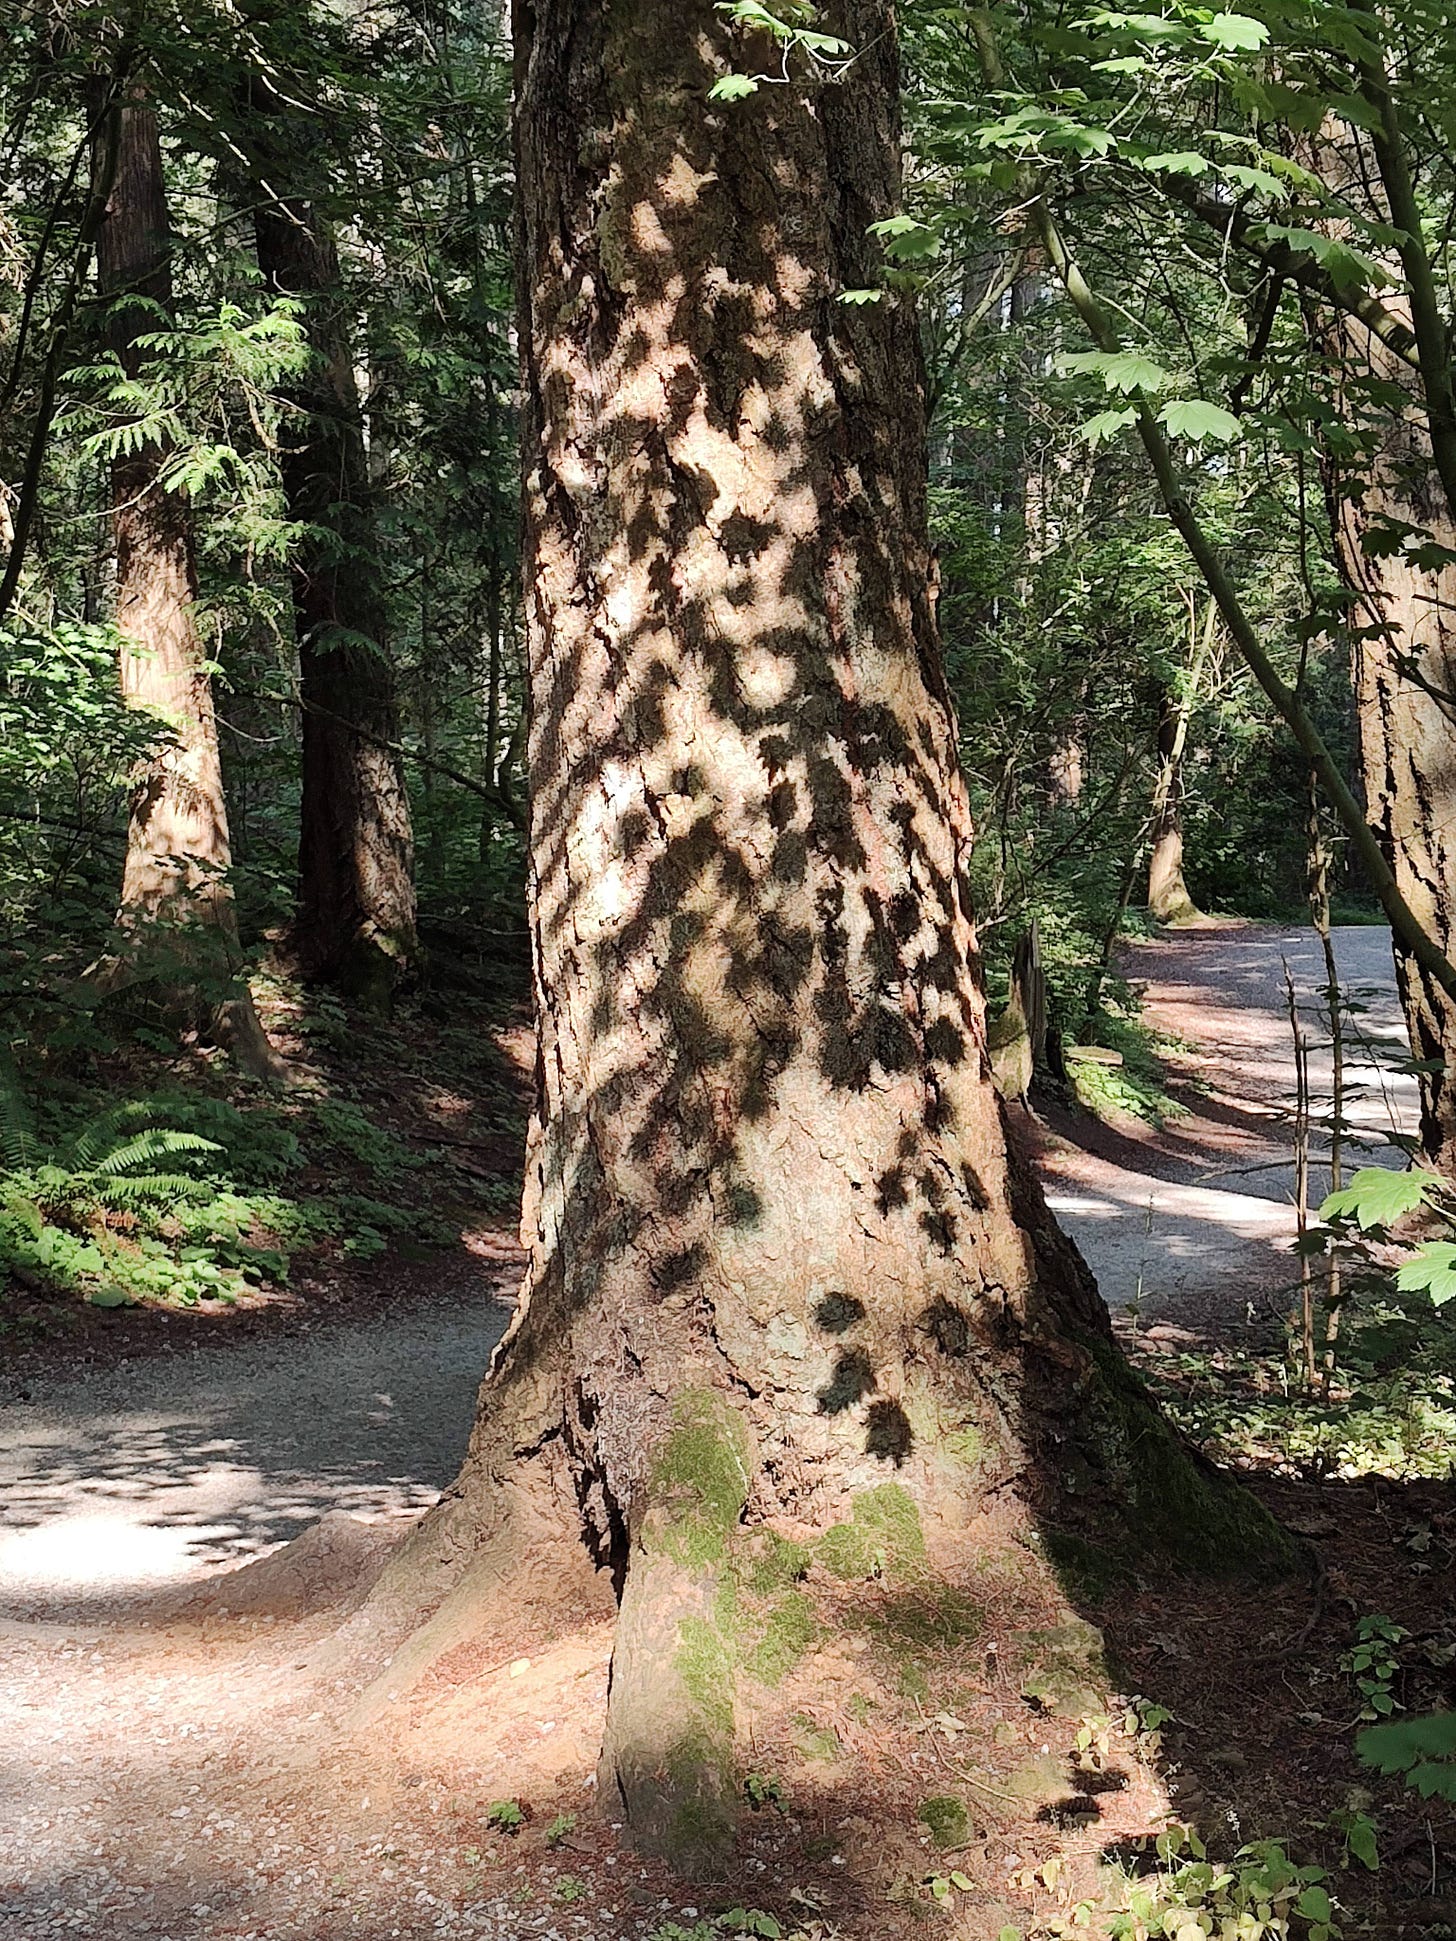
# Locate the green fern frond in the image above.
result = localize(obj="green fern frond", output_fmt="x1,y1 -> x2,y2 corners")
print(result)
92,1172 -> 209,1209
67,1098 -> 229,1169
0,1063 -> 36,1171
85,1130 -> 221,1177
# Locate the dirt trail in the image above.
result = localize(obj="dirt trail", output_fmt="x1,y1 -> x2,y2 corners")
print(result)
0,921 -> 1419,1939
1033,922 -> 1413,1342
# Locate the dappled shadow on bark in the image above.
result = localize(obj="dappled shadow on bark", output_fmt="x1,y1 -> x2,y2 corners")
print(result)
360,0 -> 1287,1884
483,0 -> 1116,1505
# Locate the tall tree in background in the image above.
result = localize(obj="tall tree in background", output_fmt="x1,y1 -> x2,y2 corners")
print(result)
1147,602 -> 1211,928
253,187 -> 420,1006
95,95 -> 283,1076
1303,106 -> 1456,1174
363,0 -> 1270,1876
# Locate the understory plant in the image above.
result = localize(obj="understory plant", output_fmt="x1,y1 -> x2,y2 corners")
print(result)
1109,1825 -> 1340,1940
0,1063 -> 457,1310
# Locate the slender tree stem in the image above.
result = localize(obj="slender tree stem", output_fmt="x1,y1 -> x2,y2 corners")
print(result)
0,81 -> 126,627
964,3 -> 1456,1006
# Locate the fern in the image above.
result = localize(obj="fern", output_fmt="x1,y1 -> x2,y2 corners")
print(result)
66,1100 -> 202,1169
83,1129 -> 221,1176
0,1061 -> 36,1170
94,1172 -> 211,1210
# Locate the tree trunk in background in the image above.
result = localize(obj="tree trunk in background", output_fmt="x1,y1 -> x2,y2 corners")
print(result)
1330,414 -> 1456,1170
355,0 -> 1281,1877
253,197 -> 419,1009
95,98 -> 283,1079
1147,688 -> 1197,925
1308,124 -> 1456,1173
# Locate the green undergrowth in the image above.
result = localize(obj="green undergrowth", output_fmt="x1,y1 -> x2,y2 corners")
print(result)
1071,1004 -> 1188,1127
0,1074 -> 459,1310
1134,1303 -> 1456,1482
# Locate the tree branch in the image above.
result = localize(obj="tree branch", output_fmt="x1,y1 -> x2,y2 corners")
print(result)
964,4 -> 1456,1007
1158,175 -> 1420,375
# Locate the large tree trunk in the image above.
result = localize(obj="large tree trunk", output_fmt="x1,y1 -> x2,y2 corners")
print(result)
1332,441 -> 1456,1169
252,196 -> 419,1009
95,99 -> 284,1079
358,0 -> 1282,1877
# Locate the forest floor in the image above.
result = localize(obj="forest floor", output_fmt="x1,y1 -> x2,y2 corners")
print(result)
0,923 -> 1452,1940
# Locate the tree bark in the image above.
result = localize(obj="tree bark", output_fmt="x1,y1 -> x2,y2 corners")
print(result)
1306,122 -> 1456,1171
95,97 -> 284,1080
1147,595 -> 1210,928
1328,389 -> 1456,1169
1147,689 -> 1197,925
358,0 -> 1284,1876
252,195 -> 419,1009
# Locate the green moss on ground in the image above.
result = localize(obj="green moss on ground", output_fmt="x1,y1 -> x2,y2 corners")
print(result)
1018,1615 -> 1108,1716
917,1796 -> 971,1849
748,1590 -> 817,1686
745,1532 -> 810,1595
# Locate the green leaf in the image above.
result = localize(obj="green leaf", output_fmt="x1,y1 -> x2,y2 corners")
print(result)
1344,1819 -> 1379,1872
1060,349 -> 1172,395
1359,1712 -> 1456,1799
1202,12 -> 1270,50
1320,1166 -> 1442,1229
867,214 -> 941,262
709,73 -> 760,100
1140,150 -> 1210,176
1296,1886 -> 1332,1923
1222,163 -> 1288,200
1081,406 -> 1138,445
1395,1241 -> 1456,1307
1086,9 -> 1197,44
1158,398 -> 1241,444
838,288 -> 884,305
1257,225 -> 1389,290
87,1285 -> 132,1308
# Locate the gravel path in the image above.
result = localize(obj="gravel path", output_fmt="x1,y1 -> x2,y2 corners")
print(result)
0,1285 -> 515,1623
1038,922 -> 1415,1339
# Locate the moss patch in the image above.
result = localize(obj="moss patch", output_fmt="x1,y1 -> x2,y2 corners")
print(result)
870,1585 -> 982,1650
1018,1615 -> 1108,1717
792,1717 -> 843,1762
896,1659 -> 931,1703
675,1614 -> 735,1745
917,1796 -> 971,1849
745,1532 -> 810,1596
1076,1334 -> 1297,1575
817,1482 -> 926,1580
748,1590 -> 818,1686
664,1613 -> 739,1867
1040,1528 -> 1131,1600
648,1389 -> 753,1570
